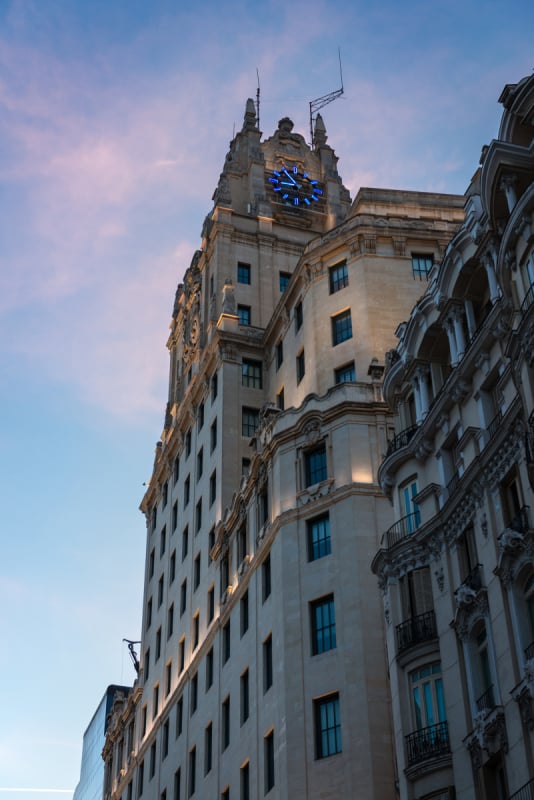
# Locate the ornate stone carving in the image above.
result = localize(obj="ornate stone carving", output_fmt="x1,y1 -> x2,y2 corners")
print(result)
464,708 -> 508,764
303,420 -> 321,444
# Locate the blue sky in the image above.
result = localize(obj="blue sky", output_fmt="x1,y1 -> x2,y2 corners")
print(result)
0,0 -> 533,796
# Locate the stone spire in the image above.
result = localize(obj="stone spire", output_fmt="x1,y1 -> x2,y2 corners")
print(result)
242,98 -> 257,131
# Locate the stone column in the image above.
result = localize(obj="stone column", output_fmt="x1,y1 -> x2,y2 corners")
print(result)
451,307 -> 467,361
445,318 -> 459,367
500,173 -> 518,214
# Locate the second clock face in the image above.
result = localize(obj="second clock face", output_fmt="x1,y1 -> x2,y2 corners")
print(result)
269,164 -> 323,207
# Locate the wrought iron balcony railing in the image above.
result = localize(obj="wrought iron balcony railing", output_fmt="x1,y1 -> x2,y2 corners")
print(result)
476,684 -> 495,713
525,640 -> 534,661
386,424 -> 418,457
396,610 -> 437,653
509,776 -> 534,800
381,511 -> 421,549
405,721 -> 450,766
506,505 -> 531,534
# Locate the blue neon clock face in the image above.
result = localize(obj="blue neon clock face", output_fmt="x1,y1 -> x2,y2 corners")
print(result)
269,164 -> 323,207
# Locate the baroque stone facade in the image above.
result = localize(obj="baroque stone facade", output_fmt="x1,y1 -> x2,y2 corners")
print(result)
102,102 -> 465,799
372,73 -> 534,800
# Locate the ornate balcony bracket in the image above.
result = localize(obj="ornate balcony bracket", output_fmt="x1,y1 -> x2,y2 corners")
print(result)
464,707 -> 508,769
451,586 -> 488,639
494,526 -> 534,587
297,478 -> 333,507
511,662 -> 534,731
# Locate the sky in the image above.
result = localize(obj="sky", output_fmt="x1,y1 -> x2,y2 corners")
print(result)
0,0 -> 533,796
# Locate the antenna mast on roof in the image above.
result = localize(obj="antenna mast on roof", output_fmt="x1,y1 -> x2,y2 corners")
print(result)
256,68 -> 261,129
309,48 -> 344,147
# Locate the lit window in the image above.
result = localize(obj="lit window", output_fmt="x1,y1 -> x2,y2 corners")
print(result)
308,514 -> 331,561
305,445 -> 327,486
242,407 -> 259,437
315,694 -> 342,759
238,262 -> 251,284
310,595 -> 336,654
242,358 -> 262,388
238,304 -> 251,326
412,253 -> 434,280
329,260 -> 348,293
334,362 -> 355,384
332,309 -> 352,345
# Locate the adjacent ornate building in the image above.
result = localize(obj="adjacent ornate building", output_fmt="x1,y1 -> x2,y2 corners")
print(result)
372,73 -> 534,799
101,101 -> 466,798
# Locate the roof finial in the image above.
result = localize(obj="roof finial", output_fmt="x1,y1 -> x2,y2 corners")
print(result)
243,98 -> 257,131
314,113 -> 327,147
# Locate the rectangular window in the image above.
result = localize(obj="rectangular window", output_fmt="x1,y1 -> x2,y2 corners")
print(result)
144,648 -> 150,681
240,591 -> 249,636
328,260 -> 348,293
207,585 -> 215,624
204,723 -> 213,775
188,747 -> 196,798
238,305 -> 251,326
205,647 -> 214,691
223,620 -> 231,663
196,448 -> 203,481
163,481 -> 168,507
276,387 -> 284,410
165,661 -> 172,696
179,638 -> 185,674
193,553 -> 201,590
180,580 -> 187,616
152,507 -> 157,531
242,407 -> 259,437
167,604 -> 174,639
153,684 -> 159,719
296,350 -> 305,383
263,634 -> 273,692
173,769 -> 181,800
222,696 -> 230,750
240,761 -> 250,800
240,669 -> 249,725
238,524 -> 248,566
185,431 -> 191,458
410,661 -> 446,731
210,419 -> 217,452
315,694 -> 342,759
141,705 -> 147,738
192,613 -> 199,650
242,457 -> 251,476
176,696 -> 183,737
149,548 -> 155,578
412,253 -> 434,280
190,673 -> 198,715
182,526 -> 189,560
209,470 -> 216,506
150,742 -> 157,778
172,501 -> 178,532
195,499 -> 202,533
208,527 -> 216,562
264,730 -> 275,793
295,300 -> 303,332
138,760 -> 144,798
146,598 -> 152,630
238,262 -> 251,284
242,358 -> 263,388
334,362 -> 355,384
311,595 -> 337,655
184,476 -> 190,507
211,372 -> 218,402
276,341 -> 283,369
174,455 -> 180,485
170,551 -> 176,584
308,514 -> 331,561
160,526 -> 166,557
279,271 -> 290,293
162,719 -> 169,759
305,445 -> 327,486
221,790 -> 229,800
158,575 -> 164,608
262,554 -> 271,602
198,401 -> 204,431
332,309 -> 352,345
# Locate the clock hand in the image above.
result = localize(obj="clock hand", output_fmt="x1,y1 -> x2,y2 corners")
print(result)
282,168 -> 298,186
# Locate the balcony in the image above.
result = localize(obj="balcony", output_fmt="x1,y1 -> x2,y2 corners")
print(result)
386,424 -> 418,457
476,684 -> 496,713
509,776 -> 534,800
381,512 -> 421,549
405,721 -> 450,766
396,610 -> 437,654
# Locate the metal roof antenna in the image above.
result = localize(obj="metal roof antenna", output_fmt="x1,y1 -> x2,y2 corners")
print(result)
123,638 -> 141,674
256,68 -> 261,129
309,47 -> 344,148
